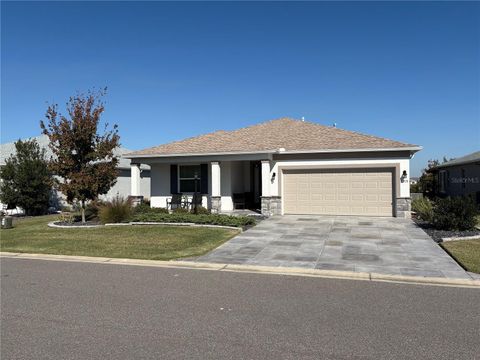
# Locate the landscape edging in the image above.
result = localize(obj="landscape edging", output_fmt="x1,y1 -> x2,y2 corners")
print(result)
48,221 -> 242,232
442,235 -> 480,242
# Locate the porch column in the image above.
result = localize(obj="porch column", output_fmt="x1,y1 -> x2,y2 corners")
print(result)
396,159 -> 411,218
261,160 -> 270,196
210,161 -> 221,213
130,163 -> 141,196
260,160 -> 281,216
129,163 -> 143,206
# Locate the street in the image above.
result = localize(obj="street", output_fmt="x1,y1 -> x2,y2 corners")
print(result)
1,257 -> 479,359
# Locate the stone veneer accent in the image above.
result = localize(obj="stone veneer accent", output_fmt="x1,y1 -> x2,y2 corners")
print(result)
128,195 -> 144,207
396,197 -> 411,218
210,196 -> 221,214
261,196 -> 282,216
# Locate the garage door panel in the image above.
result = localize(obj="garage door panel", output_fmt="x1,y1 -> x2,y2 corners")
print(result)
283,168 -> 393,216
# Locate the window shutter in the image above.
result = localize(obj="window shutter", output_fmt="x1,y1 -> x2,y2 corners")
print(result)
170,165 -> 178,194
200,163 -> 208,194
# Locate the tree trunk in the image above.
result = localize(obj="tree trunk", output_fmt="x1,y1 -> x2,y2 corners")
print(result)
81,200 -> 86,224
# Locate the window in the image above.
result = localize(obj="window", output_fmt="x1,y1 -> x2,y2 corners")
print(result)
179,165 -> 201,193
439,170 -> 447,193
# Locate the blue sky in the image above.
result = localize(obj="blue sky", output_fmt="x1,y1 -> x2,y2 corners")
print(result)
2,1 -> 479,176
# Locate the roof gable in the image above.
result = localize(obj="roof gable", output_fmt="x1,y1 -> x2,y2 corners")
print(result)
127,118 -> 419,157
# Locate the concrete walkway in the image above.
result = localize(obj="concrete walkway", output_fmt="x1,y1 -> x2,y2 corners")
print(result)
196,215 -> 472,280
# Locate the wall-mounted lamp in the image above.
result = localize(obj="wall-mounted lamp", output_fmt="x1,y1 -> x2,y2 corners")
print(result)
400,170 -> 408,183
271,172 -> 276,183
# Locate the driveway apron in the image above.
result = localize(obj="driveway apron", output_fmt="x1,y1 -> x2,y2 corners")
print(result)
196,215 -> 471,280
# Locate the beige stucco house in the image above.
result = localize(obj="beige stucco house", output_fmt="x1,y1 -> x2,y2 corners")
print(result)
125,118 -> 421,217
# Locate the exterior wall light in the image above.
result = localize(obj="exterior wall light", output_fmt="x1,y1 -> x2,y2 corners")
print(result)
401,170 -> 408,183
271,172 -> 276,182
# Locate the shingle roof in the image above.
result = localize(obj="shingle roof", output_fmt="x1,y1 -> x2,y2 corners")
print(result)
436,151 -> 480,168
0,134 -> 147,169
127,118 -> 419,157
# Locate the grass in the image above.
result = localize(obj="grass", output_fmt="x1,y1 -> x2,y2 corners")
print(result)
441,239 -> 480,274
0,215 -> 239,260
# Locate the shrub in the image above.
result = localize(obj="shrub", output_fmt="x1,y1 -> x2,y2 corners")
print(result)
133,203 -> 169,215
131,212 -> 256,228
58,212 -> 75,224
84,200 -> 103,221
191,206 -> 210,215
172,207 -> 189,214
133,202 -> 152,214
432,197 -> 478,231
412,197 -> 433,222
98,196 -> 132,224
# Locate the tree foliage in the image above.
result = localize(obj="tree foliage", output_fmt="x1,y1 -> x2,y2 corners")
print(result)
416,157 -> 455,197
417,159 -> 440,197
40,88 -> 120,222
0,139 -> 52,215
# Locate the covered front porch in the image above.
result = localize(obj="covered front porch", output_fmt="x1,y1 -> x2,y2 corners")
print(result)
130,158 -> 276,215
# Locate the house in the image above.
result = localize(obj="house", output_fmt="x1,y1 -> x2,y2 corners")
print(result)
430,151 -> 480,205
409,177 -> 419,185
0,135 -> 150,211
125,118 -> 421,218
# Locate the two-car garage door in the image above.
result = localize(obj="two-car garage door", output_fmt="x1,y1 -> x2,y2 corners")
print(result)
283,168 -> 394,217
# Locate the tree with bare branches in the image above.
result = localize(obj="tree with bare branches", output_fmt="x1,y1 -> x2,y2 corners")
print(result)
40,88 -> 120,223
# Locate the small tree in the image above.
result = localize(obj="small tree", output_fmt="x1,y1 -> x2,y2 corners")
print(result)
40,89 -> 120,223
0,139 -> 52,215
417,159 -> 439,197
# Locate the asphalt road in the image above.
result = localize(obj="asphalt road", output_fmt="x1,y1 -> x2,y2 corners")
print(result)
1,258 -> 479,360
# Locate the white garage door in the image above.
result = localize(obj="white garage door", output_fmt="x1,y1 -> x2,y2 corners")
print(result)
283,168 -> 394,216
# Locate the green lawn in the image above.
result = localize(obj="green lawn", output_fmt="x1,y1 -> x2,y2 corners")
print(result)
0,215 -> 239,260
441,239 -> 480,274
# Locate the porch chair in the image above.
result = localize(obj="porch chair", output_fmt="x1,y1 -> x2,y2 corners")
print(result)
167,193 -> 183,210
232,193 -> 246,209
190,193 -> 203,213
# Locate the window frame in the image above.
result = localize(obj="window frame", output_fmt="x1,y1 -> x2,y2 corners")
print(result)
178,164 -> 202,193
439,170 -> 447,193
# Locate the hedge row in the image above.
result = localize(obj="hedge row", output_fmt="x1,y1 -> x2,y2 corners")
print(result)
131,212 -> 256,228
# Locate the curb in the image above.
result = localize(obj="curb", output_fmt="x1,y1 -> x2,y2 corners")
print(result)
1,252 -> 479,288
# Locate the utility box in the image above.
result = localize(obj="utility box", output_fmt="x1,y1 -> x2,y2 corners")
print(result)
1,216 -> 13,229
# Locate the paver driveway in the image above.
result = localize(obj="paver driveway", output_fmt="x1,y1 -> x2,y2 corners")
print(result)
197,215 -> 471,279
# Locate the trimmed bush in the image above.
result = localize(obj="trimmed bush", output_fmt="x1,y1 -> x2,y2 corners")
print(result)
99,196 -> 132,224
134,203 -> 169,215
412,197 -> 433,222
191,206 -> 210,215
172,207 -> 189,214
131,212 -> 256,228
432,197 -> 478,231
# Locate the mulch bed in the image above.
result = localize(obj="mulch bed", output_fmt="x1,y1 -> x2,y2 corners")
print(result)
414,219 -> 480,243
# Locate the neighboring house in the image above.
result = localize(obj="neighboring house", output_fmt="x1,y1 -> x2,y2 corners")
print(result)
409,177 -> 419,185
430,151 -> 480,205
0,135 -> 150,211
125,118 -> 421,218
